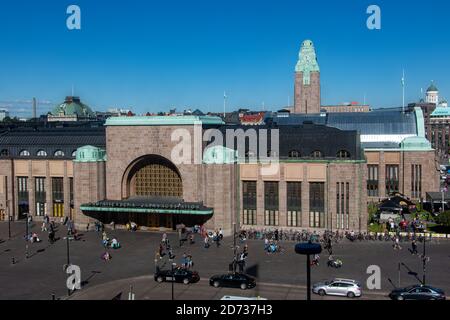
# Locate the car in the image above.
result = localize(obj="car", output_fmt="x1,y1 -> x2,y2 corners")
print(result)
220,295 -> 267,300
154,267 -> 200,284
210,273 -> 256,290
389,285 -> 446,300
312,278 -> 362,298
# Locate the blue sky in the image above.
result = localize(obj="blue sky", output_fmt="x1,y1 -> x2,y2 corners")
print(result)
0,0 -> 449,116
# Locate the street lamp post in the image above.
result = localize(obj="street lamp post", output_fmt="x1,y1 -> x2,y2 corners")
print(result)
67,233 -> 70,266
422,235 -> 426,285
233,222 -> 237,259
171,262 -> 176,300
8,214 -> 11,239
441,186 -> 447,213
25,214 -> 29,240
66,232 -> 71,296
295,242 -> 322,301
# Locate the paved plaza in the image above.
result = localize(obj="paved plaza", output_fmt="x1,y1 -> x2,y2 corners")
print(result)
1,222 -> 449,300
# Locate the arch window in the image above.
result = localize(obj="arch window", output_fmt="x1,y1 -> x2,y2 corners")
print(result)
310,150 -> 323,158
288,150 -> 300,158
37,150 -> 48,157
337,150 -> 351,159
19,150 -> 30,157
0,149 -> 9,156
72,150 -> 77,158
54,150 -> 65,157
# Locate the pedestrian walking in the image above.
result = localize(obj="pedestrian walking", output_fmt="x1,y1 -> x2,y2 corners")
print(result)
393,236 -> 402,250
204,236 -> 210,249
102,231 -> 109,247
411,239 -> 418,255
181,253 -> 187,268
264,238 -> 269,252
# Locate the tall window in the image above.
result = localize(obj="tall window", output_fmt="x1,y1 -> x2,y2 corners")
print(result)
17,177 -> 29,219
35,177 -> 46,216
264,181 -> 279,226
309,182 -> 325,228
287,182 -> 301,227
367,165 -> 379,197
411,165 -> 422,199
386,165 -> 399,195
336,183 -> 350,229
242,181 -> 257,225
52,178 -> 64,217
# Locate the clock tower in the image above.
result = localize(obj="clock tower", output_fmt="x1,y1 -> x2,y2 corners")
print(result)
294,40 -> 321,114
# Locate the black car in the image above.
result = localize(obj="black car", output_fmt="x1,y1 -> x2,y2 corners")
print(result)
154,268 -> 200,284
209,273 -> 256,290
389,285 -> 446,300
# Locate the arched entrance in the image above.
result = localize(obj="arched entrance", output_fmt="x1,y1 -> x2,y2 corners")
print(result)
82,155 -> 213,230
125,154 -> 183,199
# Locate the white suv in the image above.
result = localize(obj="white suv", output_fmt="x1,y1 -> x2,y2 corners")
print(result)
312,278 -> 362,298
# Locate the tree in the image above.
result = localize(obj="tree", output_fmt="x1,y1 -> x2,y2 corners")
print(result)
367,202 -> 378,224
436,211 -> 450,227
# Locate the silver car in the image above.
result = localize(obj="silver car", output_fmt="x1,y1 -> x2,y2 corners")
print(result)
313,278 -> 362,298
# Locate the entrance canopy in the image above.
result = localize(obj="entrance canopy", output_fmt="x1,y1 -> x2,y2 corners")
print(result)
80,196 -> 213,215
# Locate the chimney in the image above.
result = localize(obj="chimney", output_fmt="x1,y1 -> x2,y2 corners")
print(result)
32,97 -> 37,119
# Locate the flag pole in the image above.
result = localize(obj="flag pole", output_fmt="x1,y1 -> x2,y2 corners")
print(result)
402,70 -> 405,113
223,91 -> 227,118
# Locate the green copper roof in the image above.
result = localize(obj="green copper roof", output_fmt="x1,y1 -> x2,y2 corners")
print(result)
398,107 -> 433,150
431,107 -> 450,117
51,96 -> 95,117
427,83 -> 438,92
203,146 -> 238,164
74,145 -> 106,162
295,40 -> 320,85
80,206 -> 213,215
414,107 -> 426,138
105,115 -> 224,126
400,136 -> 432,151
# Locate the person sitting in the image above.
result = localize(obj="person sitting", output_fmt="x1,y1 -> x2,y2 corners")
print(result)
31,232 -> 41,243
101,251 -> 111,261
111,237 -> 120,249
269,243 -> 277,253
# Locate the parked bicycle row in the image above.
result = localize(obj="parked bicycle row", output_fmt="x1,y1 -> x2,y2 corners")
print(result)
237,228 -> 448,243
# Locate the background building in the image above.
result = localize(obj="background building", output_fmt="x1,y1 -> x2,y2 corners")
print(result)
47,96 -> 96,122
0,109 -> 9,121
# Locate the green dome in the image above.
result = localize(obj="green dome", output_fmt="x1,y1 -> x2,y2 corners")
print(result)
74,145 -> 106,162
52,96 -> 95,117
427,83 -> 438,92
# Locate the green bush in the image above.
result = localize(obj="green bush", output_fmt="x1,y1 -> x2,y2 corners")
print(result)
436,211 -> 450,227
367,202 -> 378,224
